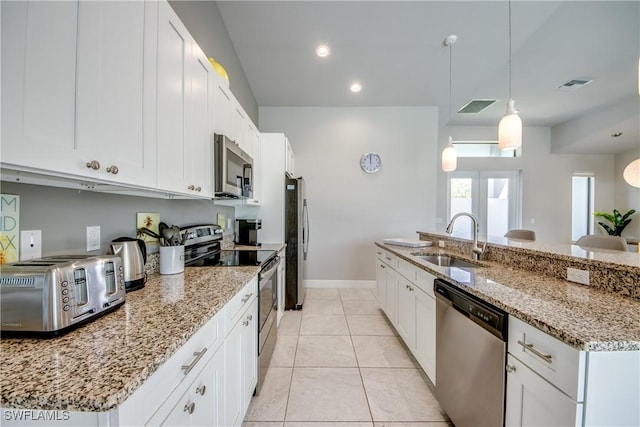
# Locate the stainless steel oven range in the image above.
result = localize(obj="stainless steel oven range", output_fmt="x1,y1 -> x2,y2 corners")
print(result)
181,224 -> 279,395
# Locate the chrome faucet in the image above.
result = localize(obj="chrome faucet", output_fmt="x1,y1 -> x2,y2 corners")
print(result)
446,212 -> 485,261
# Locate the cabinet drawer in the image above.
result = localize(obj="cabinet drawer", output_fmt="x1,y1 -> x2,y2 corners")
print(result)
376,249 -> 396,268
508,317 -> 586,401
397,258 -> 417,282
415,269 -> 436,298
118,308 -> 225,426
225,276 -> 258,335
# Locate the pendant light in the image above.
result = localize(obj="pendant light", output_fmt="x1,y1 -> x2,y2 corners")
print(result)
441,35 -> 458,172
498,0 -> 522,151
624,158 -> 640,188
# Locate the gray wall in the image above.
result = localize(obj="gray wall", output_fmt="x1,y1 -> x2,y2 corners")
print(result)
259,107 -> 439,282
0,182 -> 234,256
169,0 -> 258,124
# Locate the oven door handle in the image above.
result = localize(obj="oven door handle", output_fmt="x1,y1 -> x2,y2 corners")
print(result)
259,257 -> 280,281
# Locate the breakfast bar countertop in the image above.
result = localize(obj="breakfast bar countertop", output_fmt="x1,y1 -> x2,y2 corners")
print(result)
0,266 -> 259,412
376,240 -> 640,352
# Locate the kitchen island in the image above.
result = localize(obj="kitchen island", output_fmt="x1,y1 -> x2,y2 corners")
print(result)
1,266 -> 259,425
376,232 -> 640,427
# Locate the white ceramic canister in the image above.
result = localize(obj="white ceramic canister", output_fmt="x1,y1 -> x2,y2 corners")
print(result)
159,245 -> 185,275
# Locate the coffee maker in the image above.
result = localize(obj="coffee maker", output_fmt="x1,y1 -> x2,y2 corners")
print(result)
235,219 -> 262,246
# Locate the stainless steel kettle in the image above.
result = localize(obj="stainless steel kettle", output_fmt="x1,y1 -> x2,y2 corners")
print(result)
109,237 -> 147,292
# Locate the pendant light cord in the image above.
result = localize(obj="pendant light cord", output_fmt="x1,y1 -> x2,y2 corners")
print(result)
448,40 -> 453,134
508,0 -> 512,100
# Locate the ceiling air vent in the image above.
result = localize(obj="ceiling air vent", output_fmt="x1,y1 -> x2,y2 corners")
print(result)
556,79 -> 593,91
458,99 -> 497,114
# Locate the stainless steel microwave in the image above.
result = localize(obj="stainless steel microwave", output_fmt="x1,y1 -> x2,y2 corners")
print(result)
214,134 -> 253,199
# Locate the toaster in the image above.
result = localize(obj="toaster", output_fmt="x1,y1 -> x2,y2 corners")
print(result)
0,255 -> 126,336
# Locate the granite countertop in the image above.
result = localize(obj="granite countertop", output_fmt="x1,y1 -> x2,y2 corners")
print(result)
0,266 -> 259,411
376,242 -> 640,352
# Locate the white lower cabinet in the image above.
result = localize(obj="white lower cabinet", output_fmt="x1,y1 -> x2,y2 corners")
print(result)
505,316 -> 640,427
396,274 -> 416,349
156,346 -> 225,427
374,248 -> 436,384
414,283 -> 436,383
505,354 -> 582,427
224,296 -> 258,427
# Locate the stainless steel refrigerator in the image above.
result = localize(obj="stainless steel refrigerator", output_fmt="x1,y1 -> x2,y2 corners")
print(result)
284,174 -> 308,310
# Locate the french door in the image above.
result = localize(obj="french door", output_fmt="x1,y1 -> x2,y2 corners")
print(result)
447,171 -> 521,241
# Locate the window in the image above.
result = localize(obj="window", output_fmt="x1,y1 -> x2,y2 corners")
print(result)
452,141 -> 517,158
571,174 -> 594,242
448,171 -> 521,240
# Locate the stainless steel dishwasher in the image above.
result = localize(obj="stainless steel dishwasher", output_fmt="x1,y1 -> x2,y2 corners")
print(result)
435,279 -> 508,427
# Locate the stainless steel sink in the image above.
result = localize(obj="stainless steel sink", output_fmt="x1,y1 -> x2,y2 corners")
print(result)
412,254 -> 480,269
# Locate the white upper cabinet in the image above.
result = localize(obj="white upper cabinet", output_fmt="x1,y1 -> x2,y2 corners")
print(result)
1,1 -> 157,187
76,1 -> 158,187
229,96 -> 253,156
212,76 -> 232,137
1,1 -> 79,170
157,1 -> 211,197
285,138 -> 295,176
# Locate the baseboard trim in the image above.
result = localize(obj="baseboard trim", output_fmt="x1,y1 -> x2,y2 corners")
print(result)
303,280 -> 375,289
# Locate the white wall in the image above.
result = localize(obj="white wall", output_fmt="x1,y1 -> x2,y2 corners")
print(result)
259,107 -> 438,281
435,126 -> 616,243
615,148 -> 640,240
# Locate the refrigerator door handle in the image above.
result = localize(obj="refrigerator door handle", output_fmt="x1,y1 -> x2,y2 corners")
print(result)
303,199 -> 309,260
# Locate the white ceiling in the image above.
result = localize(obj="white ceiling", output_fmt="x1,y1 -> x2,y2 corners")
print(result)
217,1 -> 640,155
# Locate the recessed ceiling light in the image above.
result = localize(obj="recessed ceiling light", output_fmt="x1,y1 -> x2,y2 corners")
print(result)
315,44 -> 330,58
350,82 -> 362,93
611,132 -> 623,138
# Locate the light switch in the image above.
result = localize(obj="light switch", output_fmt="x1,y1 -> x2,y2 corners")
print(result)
20,230 -> 42,260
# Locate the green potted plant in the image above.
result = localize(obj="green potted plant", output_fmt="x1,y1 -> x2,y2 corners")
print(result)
594,209 -> 636,236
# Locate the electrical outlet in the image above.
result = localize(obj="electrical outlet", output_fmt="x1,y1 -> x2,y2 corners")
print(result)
20,230 -> 42,260
86,226 -> 101,251
438,240 -> 445,248
567,267 -> 590,285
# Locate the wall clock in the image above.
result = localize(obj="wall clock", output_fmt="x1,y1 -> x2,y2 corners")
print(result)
360,152 -> 381,174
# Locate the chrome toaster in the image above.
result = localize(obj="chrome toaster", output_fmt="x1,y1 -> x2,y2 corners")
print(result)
0,255 -> 126,336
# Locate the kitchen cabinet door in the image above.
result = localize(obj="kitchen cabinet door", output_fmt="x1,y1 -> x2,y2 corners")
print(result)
212,79 -> 232,136
224,298 -> 258,427
396,275 -> 416,350
191,345 -> 225,427
414,287 -> 436,384
505,354 -> 582,427
285,138 -> 295,176
185,43 -> 213,197
375,259 -> 388,311
277,248 -> 286,326
385,269 -> 399,325
230,97 -> 251,155
241,299 -> 258,414
1,1 -> 80,171
76,0 -> 157,187
247,123 -> 262,205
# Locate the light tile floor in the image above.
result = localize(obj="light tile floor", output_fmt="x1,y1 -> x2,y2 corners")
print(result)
243,287 -> 451,427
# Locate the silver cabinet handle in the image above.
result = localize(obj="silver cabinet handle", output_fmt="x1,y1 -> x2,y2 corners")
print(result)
86,160 -> 100,170
506,364 -> 516,373
181,347 -> 208,375
243,320 -> 249,326
241,293 -> 253,304
188,184 -> 195,190
380,265 -> 386,269
517,340 -> 552,364
106,165 -> 119,174
184,402 -> 195,414
248,314 -> 253,321
196,385 -> 206,396
195,186 -> 201,192
385,256 -> 392,261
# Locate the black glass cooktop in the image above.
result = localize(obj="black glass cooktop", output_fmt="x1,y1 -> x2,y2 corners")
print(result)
186,249 -> 276,267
